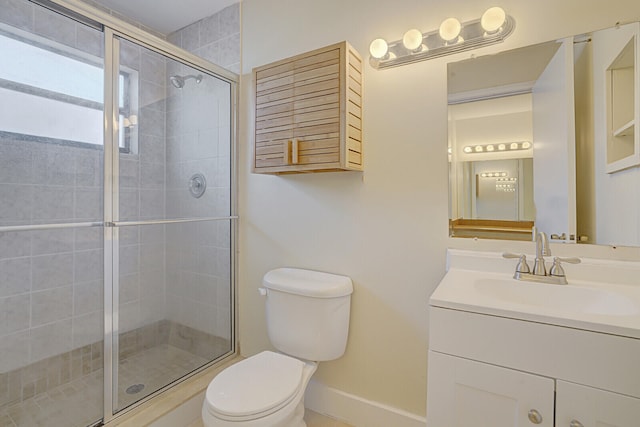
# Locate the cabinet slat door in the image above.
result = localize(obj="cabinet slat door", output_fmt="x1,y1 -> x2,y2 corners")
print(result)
292,47 -> 341,166
255,61 -> 294,169
556,381 -> 640,427
426,351 -> 555,427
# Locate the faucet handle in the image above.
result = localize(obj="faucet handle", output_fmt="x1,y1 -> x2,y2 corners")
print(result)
502,252 -> 531,274
549,256 -> 581,278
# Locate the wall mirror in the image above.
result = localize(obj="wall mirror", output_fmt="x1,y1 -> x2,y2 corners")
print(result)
447,21 -> 640,247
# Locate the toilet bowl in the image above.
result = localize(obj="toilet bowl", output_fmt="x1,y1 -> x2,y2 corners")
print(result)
202,351 -> 317,427
202,268 -> 353,427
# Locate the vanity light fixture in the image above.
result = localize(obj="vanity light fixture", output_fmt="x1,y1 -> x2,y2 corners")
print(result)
481,172 -> 508,178
464,141 -> 531,154
369,7 -> 515,70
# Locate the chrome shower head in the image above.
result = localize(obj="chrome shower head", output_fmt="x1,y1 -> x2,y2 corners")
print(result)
169,74 -> 203,89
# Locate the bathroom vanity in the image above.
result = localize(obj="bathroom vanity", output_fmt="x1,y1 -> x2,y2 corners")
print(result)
427,249 -> 640,427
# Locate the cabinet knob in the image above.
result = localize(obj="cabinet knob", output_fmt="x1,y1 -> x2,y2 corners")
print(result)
527,409 -> 543,424
569,421 -> 584,427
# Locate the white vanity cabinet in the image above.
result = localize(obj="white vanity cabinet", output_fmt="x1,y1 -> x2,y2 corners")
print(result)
426,307 -> 640,427
555,381 -> 640,427
427,351 -> 555,426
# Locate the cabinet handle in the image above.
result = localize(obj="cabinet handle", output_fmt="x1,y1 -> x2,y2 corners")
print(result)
569,421 -> 584,427
527,409 -> 543,424
292,138 -> 299,164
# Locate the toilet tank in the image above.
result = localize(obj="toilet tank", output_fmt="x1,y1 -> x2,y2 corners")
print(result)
262,268 -> 353,361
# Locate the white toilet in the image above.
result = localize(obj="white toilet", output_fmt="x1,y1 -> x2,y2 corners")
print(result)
202,268 -> 353,427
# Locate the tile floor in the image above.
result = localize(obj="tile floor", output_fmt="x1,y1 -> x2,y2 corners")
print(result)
0,344 -> 209,427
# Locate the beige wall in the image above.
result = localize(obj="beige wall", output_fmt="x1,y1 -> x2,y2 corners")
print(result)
239,0 -> 640,416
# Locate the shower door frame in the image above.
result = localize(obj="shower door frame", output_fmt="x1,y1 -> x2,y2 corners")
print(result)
36,0 -> 239,423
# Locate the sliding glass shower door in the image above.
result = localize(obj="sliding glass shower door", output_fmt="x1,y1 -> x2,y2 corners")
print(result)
0,2 -> 236,425
110,36 -> 234,413
0,5 -> 105,426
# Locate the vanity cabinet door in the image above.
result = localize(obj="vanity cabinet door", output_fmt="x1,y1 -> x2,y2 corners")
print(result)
556,381 -> 640,427
426,351 -> 555,427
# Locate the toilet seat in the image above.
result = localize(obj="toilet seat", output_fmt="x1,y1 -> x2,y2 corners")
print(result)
204,351 -> 305,422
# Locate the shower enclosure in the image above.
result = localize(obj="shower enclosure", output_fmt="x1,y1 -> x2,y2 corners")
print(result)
0,1 -> 237,426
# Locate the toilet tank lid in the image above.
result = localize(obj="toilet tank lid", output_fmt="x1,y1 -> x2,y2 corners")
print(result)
263,268 -> 353,298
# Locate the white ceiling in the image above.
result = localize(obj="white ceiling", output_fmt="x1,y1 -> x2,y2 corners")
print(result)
91,0 -> 238,34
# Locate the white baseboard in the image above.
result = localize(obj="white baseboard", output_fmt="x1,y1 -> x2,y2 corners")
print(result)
304,380 -> 426,427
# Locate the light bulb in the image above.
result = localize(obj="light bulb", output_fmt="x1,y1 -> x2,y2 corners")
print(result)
498,144 -> 506,151
369,38 -> 389,59
475,145 -> 483,152
510,142 -> 518,150
522,141 -> 531,149
439,18 -> 461,42
463,146 -> 472,153
402,29 -> 423,51
481,7 -> 506,33
486,145 -> 494,152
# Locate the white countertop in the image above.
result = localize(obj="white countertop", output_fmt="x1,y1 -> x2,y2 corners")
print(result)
430,250 -> 640,339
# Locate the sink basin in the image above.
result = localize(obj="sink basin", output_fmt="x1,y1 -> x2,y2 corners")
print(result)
430,250 -> 640,339
474,278 -> 640,316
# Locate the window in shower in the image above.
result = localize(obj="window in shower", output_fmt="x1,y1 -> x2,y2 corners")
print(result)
0,28 -> 137,151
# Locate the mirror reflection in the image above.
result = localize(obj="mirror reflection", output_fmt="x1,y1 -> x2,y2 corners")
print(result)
448,22 -> 640,247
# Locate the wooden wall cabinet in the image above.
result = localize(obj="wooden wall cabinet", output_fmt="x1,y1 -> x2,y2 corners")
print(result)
253,41 -> 363,174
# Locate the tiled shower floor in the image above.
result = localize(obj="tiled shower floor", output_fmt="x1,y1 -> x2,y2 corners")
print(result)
0,345 -> 208,427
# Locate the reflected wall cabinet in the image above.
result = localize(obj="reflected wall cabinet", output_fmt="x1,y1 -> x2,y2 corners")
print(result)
604,23 -> 639,173
253,41 -> 364,174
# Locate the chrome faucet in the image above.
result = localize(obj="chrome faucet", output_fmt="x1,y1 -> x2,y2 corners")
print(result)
533,231 -> 551,276
503,231 -> 581,285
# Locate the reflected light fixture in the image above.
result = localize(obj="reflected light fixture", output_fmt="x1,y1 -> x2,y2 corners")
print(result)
369,7 -> 514,70
463,141 -> 531,154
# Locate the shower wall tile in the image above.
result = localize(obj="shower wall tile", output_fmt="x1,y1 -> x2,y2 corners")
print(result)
219,4 -> 240,36
140,162 -> 165,189
119,245 -> 140,276
30,286 -> 73,327
32,253 -> 73,291
73,280 -> 102,316
30,319 -> 72,362
0,293 -> 30,336
32,229 -> 74,256
75,228 -> 103,251
0,258 -> 31,297
0,0 -> 34,32
140,189 -> 164,219
119,273 -> 140,305
139,134 -> 165,164
34,7 -> 75,48
194,42 -> 220,66
32,187 -> 74,221
180,21 -> 201,52
0,231 -> 31,260
33,148 -> 75,186
119,158 -> 140,189
0,184 -> 32,222
219,33 -> 241,67
140,80 -> 166,111
74,249 -> 103,283
0,330 -> 29,372
119,189 -> 140,220
201,14 -> 221,45
72,310 -> 102,348
75,150 -> 102,188
74,189 -> 103,221
141,52 -> 167,86
0,141 -> 33,184
139,106 -> 166,138
75,24 -> 103,57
